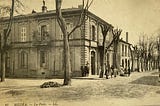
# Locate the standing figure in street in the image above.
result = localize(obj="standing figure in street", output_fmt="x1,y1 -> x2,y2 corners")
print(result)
85,62 -> 89,77
105,65 -> 109,79
128,67 -> 131,77
110,65 -> 114,78
120,65 -> 125,76
81,66 -> 85,77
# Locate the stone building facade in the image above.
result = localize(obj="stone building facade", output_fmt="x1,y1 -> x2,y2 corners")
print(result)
0,5 -> 114,78
118,33 -> 132,70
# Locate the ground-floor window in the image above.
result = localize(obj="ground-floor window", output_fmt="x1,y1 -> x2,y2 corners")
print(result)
6,52 -> 10,70
40,51 -> 46,67
21,51 -> 28,68
122,59 -> 124,68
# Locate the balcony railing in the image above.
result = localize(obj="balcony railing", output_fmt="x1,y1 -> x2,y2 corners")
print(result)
32,34 -> 51,46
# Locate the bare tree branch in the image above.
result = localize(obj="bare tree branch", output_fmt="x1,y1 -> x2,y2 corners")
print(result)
68,0 -> 93,37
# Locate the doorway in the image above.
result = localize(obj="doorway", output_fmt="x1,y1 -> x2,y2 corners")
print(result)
91,51 -> 96,75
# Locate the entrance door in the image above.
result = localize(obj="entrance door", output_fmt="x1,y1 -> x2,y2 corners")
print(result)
91,51 -> 95,75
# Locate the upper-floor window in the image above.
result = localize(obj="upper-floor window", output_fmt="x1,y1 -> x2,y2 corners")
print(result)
125,45 -> 127,56
39,24 -> 49,41
92,25 -> 96,41
122,44 -> 124,56
66,23 -> 73,39
21,27 -> 26,42
128,46 -> 130,57
41,25 -> 47,40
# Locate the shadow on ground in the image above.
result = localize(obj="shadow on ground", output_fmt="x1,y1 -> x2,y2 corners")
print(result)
130,76 -> 160,86
151,72 -> 159,75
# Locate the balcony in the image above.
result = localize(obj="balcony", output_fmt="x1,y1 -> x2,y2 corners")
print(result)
32,32 -> 51,46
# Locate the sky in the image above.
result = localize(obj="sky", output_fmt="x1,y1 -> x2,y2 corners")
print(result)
1,0 -> 160,44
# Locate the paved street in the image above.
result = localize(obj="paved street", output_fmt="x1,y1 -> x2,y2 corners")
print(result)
0,70 -> 160,106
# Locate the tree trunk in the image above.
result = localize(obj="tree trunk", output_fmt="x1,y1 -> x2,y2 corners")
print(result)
55,0 -> 71,85
99,37 -> 106,78
1,52 -> 6,82
113,40 -> 118,69
63,34 -> 71,85
129,46 -> 134,72
137,58 -> 139,72
1,0 -> 14,82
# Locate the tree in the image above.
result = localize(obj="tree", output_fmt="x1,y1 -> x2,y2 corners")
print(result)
55,0 -> 93,85
99,26 -> 122,78
99,24 -> 111,78
112,29 -> 122,70
129,45 -> 134,72
156,36 -> 160,81
0,0 -> 24,82
137,34 -> 156,72
0,0 -> 14,82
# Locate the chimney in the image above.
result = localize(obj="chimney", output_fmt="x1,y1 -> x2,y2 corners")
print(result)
42,0 -> 47,12
126,32 -> 128,43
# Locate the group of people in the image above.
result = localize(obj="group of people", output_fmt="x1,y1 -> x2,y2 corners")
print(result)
105,65 -> 117,79
81,62 -> 89,77
81,62 -> 131,78
105,65 -> 131,79
119,65 -> 131,77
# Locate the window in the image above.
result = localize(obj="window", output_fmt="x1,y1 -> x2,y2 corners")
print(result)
92,25 -> 96,41
128,46 -> 130,57
6,52 -> 10,69
122,44 -> 124,56
122,59 -> 124,68
41,25 -> 47,40
21,27 -> 26,42
125,59 -> 127,68
125,45 -> 127,56
40,25 -> 49,41
40,51 -> 46,67
66,23 -> 73,39
66,23 -> 73,33
21,51 -> 28,68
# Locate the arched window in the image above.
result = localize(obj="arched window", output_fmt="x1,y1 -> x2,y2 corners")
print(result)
21,51 -> 28,68
92,25 -> 96,41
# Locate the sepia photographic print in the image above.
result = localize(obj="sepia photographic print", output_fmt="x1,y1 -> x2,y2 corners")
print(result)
0,0 -> 160,106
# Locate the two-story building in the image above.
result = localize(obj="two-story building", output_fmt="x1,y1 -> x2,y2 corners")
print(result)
0,3 -> 114,78
118,32 -> 132,70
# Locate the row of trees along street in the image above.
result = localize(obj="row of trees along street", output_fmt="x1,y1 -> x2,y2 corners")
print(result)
132,34 -> 160,72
